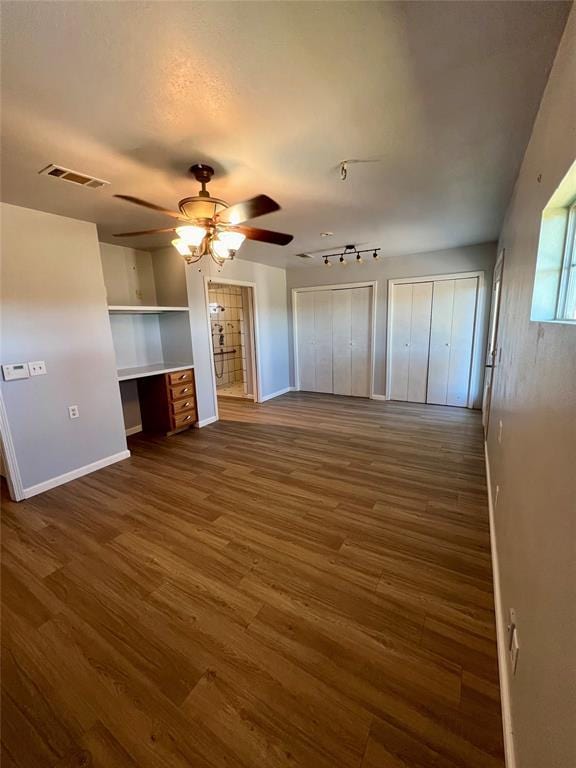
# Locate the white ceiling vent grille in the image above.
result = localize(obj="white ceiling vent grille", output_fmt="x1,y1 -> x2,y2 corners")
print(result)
38,164 -> 110,189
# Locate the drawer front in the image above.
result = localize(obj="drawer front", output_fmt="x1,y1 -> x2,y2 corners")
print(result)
168,369 -> 193,385
172,411 -> 195,429
171,398 -> 195,415
169,382 -> 195,401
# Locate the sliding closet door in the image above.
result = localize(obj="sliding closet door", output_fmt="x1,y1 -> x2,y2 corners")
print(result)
389,282 -> 433,402
427,277 -> 478,406
296,290 -> 333,393
350,287 -> 371,397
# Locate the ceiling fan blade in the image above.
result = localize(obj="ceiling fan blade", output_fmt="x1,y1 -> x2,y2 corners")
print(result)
217,194 -> 280,225
114,194 -> 183,220
113,227 -> 177,237
230,224 -> 293,246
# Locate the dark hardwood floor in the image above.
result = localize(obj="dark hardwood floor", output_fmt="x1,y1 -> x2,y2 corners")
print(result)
1,393 -> 504,767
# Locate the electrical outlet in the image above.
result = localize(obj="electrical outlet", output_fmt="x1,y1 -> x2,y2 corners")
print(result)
29,360 -> 47,376
498,420 -> 503,444
68,405 -> 79,419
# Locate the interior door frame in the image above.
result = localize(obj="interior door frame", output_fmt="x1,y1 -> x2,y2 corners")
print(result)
386,271 -> 487,408
292,281 -> 378,397
204,277 -> 262,421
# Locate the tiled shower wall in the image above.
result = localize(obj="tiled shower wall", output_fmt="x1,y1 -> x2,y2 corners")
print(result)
208,284 -> 246,389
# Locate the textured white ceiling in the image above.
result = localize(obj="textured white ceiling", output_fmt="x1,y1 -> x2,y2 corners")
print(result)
0,1 -> 570,268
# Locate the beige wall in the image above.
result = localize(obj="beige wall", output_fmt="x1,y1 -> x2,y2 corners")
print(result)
486,10 -> 576,768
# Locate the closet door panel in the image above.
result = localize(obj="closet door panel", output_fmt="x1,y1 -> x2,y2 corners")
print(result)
351,287 -> 371,397
296,292 -> 316,392
446,277 -> 477,406
313,290 -> 333,393
389,283 -> 412,401
427,280 -> 455,405
332,289 -> 352,396
407,282 -> 433,402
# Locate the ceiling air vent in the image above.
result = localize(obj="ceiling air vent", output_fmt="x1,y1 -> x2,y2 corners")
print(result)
38,164 -> 110,190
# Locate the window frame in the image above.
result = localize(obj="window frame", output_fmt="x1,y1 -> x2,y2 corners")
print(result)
556,202 -> 576,321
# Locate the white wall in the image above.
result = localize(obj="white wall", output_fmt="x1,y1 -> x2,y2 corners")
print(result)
151,249 -> 291,424
286,242 -> 496,403
486,10 -> 576,768
0,203 -> 127,494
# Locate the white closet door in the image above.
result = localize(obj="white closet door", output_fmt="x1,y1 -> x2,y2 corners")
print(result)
389,283 -> 413,400
389,282 -> 432,402
446,277 -> 477,406
427,277 -> 477,406
332,288 -> 353,395
427,280 -> 455,405
351,287 -> 371,397
313,290 -> 334,393
296,291 -> 316,392
407,282 -> 433,402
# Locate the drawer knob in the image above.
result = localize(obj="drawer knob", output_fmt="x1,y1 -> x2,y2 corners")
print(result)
184,402 -> 190,407
179,374 -> 187,379
184,415 -> 191,421
183,387 -> 189,392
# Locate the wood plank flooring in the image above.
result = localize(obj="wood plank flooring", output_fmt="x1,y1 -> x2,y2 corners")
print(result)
1,393 -> 504,767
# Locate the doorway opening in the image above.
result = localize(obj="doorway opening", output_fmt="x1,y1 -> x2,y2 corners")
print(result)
208,281 -> 258,401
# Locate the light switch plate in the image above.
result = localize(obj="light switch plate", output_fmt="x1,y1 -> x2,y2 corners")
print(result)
29,360 -> 47,376
2,363 -> 30,381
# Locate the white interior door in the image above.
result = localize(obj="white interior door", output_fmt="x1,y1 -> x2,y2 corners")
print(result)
389,283 -> 412,400
350,287 -> 371,397
313,290 -> 333,393
332,288 -> 353,395
296,291 -> 316,392
446,277 -> 477,406
407,282 -> 433,402
427,277 -> 478,406
389,282 -> 432,402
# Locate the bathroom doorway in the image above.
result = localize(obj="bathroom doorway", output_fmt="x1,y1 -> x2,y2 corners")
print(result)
207,281 -> 259,401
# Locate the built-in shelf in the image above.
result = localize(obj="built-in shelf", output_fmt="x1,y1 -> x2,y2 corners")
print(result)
108,305 -> 189,314
117,363 -> 193,382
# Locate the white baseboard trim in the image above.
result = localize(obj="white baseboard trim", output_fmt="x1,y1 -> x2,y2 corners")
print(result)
125,424 -> 142,437
370,393 -> 388,401
22,450 -> 131,499
484,442 -> 517,768
197,415 -> 219,428
260,386 -> 294,402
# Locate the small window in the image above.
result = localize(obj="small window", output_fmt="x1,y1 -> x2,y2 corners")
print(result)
557,203 -> 576,321
531,160 -> 576,324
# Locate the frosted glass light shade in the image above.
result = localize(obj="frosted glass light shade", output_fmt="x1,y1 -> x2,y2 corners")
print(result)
172,238 -> 192,256
176,225 -> 206,246
211,238 -> 233,260
218,231 -> 246,251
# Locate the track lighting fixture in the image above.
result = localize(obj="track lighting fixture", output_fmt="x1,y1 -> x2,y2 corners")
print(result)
320,244 -> 381,266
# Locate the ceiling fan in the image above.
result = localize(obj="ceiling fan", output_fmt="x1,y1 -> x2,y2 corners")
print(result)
113,163 -> 294,266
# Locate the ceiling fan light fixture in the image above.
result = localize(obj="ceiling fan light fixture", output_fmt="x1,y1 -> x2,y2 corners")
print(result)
323,256 -> 332,267
172,238 -> 192,256
356,253 -> 364,264
372,249 -> 380,260
176,225 -> 206,247
339,255 -> 347,266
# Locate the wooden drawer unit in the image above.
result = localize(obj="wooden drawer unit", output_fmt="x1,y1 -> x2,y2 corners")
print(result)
138,369 -> 197,435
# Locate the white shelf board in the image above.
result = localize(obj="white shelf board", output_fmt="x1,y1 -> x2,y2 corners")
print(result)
117,363 -> 193,382
108,305 -> 190,314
